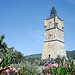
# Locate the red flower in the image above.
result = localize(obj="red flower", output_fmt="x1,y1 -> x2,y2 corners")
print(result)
22,65 -> 26,68
0,58 -> 2,63
14,70 -> 17,73
5,69 -> 10,73
17,68 -> 21,72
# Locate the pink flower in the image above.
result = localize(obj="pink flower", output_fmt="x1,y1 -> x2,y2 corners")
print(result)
57,69 -> 59,72
52,63 -> 58,67
0,58 -> 2,63
46,73 -> 51,75
49,63 -> 53,68
49,63 -> 58,68
5,69 -> 10,73
14,70 -> 17,73
49,63 -> 52,67
64,64 -> 67,67
69,65 -> 71,67
22,65 -> 26,68
13,68 -> 16,71
43,66 -> 46,70
55,63 -> 58,67
43,66 -> 49,70
67,62 -> 69,65
52,63 -> 56,67
17,68 -> 21,71
47,73 -> 49,75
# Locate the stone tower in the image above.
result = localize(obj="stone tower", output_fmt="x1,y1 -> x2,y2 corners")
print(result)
42,6 -> 67,59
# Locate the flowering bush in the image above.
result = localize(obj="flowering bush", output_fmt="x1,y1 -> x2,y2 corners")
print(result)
42,61 -> 75,75
0,64 -> 37,75
0,62 -> 75,75
0,59 -> 41,75
0,57 -> 75,75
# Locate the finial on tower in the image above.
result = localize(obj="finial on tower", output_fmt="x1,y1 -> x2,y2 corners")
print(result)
50,5 -> 57,18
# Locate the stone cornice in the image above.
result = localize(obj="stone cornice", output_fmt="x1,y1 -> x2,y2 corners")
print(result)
45,27 -> 63,32
44,40 -> 64,44
44,16 -> 64,21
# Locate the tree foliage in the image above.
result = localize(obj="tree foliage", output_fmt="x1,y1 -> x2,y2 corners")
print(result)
0,35 -> 26,65
67,50 -> 75,59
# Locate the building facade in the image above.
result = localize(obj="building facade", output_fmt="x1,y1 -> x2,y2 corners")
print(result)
42,6 -> 67,59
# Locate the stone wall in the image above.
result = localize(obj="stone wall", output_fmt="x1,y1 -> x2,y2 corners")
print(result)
42,16 -> 67,59
42,41 -> 67,59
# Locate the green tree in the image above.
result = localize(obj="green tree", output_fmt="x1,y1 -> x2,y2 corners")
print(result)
0,35 -> 26,65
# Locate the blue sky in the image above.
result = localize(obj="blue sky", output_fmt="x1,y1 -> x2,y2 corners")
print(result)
0,0 -> 75,55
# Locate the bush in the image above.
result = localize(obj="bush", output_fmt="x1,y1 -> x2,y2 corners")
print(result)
11,61 -> 41,75
34,60 -> 38,65
39,56 -> 67,66
0,58 -> 75,75
42,61 -> 75,75
0,60 -> 41,75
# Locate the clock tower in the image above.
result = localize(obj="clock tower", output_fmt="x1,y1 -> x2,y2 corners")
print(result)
42,6 -> 67,59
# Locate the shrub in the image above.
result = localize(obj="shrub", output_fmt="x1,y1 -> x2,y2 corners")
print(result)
11,61 -> 41,75
39,57 -> 67,66
42,61 -> 75,75
0,59 -> 75,75
34,60 -> 38,65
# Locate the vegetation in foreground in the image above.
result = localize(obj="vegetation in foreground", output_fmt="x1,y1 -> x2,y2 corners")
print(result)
0,35 -> 75,75
0,57 -> 75,75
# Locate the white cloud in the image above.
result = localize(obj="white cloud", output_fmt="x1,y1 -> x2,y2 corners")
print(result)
28,30 -> 44,43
